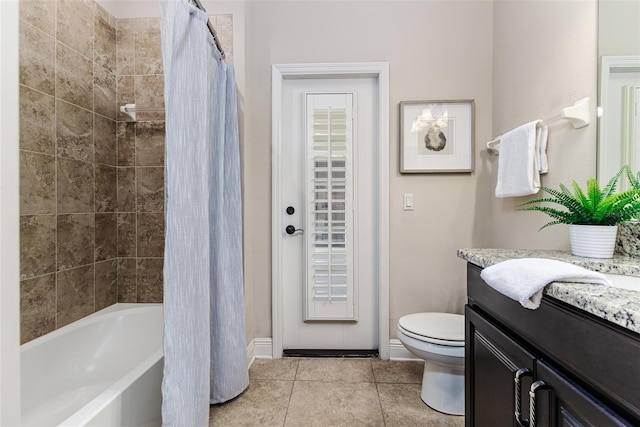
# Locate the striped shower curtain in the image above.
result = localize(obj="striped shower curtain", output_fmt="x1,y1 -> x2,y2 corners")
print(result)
160,1 -> 248,425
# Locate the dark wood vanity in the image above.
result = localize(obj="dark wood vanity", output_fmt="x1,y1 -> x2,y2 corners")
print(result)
465,263 -> 640,426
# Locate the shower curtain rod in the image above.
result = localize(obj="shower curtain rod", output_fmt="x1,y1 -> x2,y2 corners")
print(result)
190,0 -> 226,59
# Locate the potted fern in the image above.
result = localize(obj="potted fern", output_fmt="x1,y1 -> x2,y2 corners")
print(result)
519,166 -> 640,258
616,167 -> 640,257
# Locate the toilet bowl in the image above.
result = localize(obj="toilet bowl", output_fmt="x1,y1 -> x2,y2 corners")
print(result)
397,312 -> 465,416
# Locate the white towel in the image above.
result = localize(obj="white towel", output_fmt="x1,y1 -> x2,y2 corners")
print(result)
480,258 -> 611,309
495,120 -> 548,198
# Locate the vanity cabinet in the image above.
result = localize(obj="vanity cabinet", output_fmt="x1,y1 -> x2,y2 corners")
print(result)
465,263 -> 640,426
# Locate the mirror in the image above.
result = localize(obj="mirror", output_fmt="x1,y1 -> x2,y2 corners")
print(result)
598,0 -> 640,187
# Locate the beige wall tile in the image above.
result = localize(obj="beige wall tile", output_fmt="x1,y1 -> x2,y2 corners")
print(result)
135,26 -> 162,75
94,64 -> 117,120
56,0 -> 93,59
134,75 -> 164,115
20,85 -> 55,154
56,41 -> 93,110
117,212 -> 136,257
117,167 -> 136,212
57,157 -> 95,213
57,264 -> 95,327
94,114 -> 116,165
20,0 -> 56,36
136,167 -> 163,213
94,2 -> 115,28
95,213 -> 117,261
19,20 -> 55,95
19,0 -> 123,343
116,121 -> 135,165
94,13 -> 116,73
95,259 -> 117,310
136,213 -> 164,257
117,258 -> 137,302
20,215 -> 56,280
56,99 -> 93,162
57,213 -> 95,271
95,165 -> 117,212
116,75 -> 135,118
116,19 -> 135,75
20,273 -> 56,344
20,151 -> 55,215
135,121 -> 164,166
215,14 -> 232,31
136,258 -> 163,303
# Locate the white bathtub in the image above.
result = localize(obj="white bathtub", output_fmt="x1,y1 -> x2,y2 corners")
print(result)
21,303 -> 164,427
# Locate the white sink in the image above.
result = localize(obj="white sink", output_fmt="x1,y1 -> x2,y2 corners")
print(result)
602,273 -> 640,292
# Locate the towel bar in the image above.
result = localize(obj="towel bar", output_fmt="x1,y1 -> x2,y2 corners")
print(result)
486,97 -> 590,155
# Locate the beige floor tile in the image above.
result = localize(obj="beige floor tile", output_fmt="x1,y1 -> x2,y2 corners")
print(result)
285,381 -> 384,427
209,380 -> 293,427
249,358 -> 299,381
295,358 -> 374,383
371,360 -> 424,384
377,383 -> 464,427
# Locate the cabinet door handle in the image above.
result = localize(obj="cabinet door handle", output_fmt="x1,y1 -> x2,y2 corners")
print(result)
514,368 -> 531,426
529,380 -> 550,427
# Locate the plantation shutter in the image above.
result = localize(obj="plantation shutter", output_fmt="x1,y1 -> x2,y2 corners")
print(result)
305,93 -> 357,321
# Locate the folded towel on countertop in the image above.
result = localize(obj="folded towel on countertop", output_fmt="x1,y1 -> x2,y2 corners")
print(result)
495,120 -> 548,198
480,258 -> 611,309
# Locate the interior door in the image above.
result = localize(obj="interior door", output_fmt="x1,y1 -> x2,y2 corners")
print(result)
280,77 -> 378,351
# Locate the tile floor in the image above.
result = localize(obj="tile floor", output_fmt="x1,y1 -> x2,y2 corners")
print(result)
209,358 -> 465,426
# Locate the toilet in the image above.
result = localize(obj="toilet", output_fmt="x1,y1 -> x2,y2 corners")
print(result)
397,312 -> 465,416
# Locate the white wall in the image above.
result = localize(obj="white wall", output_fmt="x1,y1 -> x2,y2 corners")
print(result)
244,1 -> 495,339
0,0 -> 21,423
490,0 -> 598,249
599,0 -> 640,56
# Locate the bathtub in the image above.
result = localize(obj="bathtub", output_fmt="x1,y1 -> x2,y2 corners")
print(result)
21,303 -> 163,427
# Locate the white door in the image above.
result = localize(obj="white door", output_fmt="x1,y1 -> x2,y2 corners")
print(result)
280,77 -> 379,350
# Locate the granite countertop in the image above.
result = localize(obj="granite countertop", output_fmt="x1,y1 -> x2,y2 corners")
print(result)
458,248 -> 640,334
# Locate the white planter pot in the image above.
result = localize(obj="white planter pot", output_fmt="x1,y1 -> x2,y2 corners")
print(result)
569,224 -> 618,259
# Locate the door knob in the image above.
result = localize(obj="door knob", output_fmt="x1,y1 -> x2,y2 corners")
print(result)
285,225 -> 304,235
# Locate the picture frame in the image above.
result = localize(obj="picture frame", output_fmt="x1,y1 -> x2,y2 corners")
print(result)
400,99 -> 475,173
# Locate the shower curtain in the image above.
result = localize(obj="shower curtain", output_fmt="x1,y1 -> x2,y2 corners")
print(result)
160,1 -> 248,425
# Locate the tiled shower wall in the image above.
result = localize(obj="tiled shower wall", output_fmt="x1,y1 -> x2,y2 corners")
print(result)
19,0 -> 119,343
115,17 -> 166,304
113,14 -> 233,303
19,0 -> 234,344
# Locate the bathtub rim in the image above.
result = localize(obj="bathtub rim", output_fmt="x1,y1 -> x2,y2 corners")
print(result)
21,303 -> 162,351
21,303 -> 163,426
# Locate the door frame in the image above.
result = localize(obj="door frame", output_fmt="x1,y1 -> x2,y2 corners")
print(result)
271,62 -> 390,359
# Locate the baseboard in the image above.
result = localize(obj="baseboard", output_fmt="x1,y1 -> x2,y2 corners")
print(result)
246,339 -> 255,368
254,338 -> 274,359
389,339 -> 420,361
247,337 -> 415,362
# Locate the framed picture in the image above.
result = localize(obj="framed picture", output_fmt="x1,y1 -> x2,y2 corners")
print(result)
400,99 -> 475,173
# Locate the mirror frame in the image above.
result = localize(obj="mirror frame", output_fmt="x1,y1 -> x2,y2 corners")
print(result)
598,55 -> 640,185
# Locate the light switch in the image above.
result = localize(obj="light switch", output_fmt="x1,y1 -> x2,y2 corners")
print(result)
403,193 -> 414,211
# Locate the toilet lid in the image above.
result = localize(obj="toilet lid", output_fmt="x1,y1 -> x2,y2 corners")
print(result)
398,313 -> 465,343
